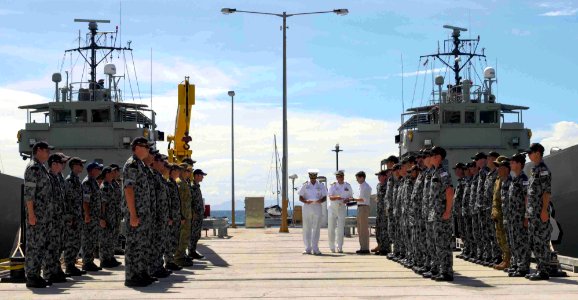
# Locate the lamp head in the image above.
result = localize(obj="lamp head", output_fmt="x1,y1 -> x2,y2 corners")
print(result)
334,9 -> 349,16
228,90 -> 235,97
221,8 -> 237,14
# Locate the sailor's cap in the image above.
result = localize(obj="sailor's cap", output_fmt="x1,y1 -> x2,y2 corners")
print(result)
86,161 -> 103,171
334,170 -> 345,176
511,153 -> 526,164
68,157 -> 87,168
524,143 -> 545,155
307,169 -> 320,175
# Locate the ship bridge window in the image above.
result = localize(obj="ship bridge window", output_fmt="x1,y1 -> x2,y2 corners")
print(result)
442,110 -> 461,124
92,108 -> 110,122
75,109 -> 87,122
465,111 -> 476,124
53,109 -> 71,123
480,110 -> 498,124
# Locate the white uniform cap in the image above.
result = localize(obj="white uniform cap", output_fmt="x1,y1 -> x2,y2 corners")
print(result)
307,168 -> 320,174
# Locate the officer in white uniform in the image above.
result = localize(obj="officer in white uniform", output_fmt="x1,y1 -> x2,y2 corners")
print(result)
327,170 -> 353,253
299,169 -> 327,255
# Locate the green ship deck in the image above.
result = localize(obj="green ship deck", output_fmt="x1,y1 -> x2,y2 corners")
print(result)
1,228 -> 578,299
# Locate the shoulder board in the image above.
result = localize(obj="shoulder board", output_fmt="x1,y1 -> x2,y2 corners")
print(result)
540,170 -> 549,176
440,171 -> 448,177
331,182 -> 336,185
523,181 -> 529,186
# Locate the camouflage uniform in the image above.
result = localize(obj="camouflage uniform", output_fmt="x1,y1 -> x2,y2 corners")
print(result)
142,165 -> 157,274
24,158 -> 52,279
423,168 -> 437,271
63,172 -> 83,266
150,170 -> 170,273
391,177 -> 403,255
189,180 -> 205,254
164,177 -> 183,264
471,168 -> 484,259
430,166 -> 453,274
509,171 -> 530,272
122,155 -> 153,280
175,178 -> 192,262
526,161 -> 552,273
410,168 -> 426,267
43,171 -> 66,279
81,175 -> 101,266
99,181 -> 116,262
461,176 -> 473,258
483,168 -> 501,261
375,182 -> 389,253
111,180 -> 123,253
384,175 -> 396,254
493,176 -> 511,263
403,176 -> 415,260
397,176 -> 409,257
452,177 -> 466,247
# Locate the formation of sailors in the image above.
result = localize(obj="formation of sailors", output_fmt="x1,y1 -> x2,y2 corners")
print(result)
23,137 -> 207,288
300,143 -> 557,282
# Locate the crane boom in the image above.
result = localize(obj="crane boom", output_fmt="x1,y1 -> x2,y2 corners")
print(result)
167,76 -> 195,163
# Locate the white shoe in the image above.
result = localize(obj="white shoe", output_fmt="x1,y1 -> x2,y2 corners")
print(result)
302,249 -> 311,255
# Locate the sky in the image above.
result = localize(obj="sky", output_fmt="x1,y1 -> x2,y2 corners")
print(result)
1,0 -> 577,210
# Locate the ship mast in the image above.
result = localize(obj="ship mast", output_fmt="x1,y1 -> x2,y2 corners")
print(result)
421,25 -> 485,86
66,19 -> 131,101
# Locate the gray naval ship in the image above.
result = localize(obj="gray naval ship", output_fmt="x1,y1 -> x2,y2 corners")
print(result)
0,19 -> 164,259
383,25 -> 578,265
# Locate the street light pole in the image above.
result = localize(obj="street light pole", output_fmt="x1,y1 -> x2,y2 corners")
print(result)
228,90 -> 236,228
221,7 -> 349,233
332,143 -> 343,171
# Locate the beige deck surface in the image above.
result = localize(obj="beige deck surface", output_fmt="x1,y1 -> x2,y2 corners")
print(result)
1,227 -> 577,299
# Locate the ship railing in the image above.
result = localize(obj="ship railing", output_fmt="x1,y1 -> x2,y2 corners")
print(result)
61,81 -> 124,102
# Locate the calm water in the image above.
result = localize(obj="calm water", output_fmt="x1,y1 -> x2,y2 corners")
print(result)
210,209 -> 359,225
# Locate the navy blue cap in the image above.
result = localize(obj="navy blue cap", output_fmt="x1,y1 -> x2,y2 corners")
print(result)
193,169 -> 207,176
86,162 -> 103,171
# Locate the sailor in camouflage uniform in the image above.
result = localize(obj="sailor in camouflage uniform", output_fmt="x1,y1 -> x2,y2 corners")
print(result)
422,151 -> 439,279
123,137 -> 155,287
109,164 -> 123,257
429,146 -> 454,281
81,161 -> 104,272
149,153 -> 172,278
374,170 -> 389,255
63,157 -> 87,277
142,150 -> 159,278
491,156 -> 512,270
189,169 -> 207,259
99,167 -> 121,268
404,164 -> 419,268
383,155 -> 399,258
483,151 -> 502,266
24,141 -> 53,288
469,152 -> 486,264
524,143 -> 552,281
396,159 -> 409,262
410,152 -> 427,273
389,164 -> 402,260
164,164 -> 184,271
457,162 -> 474,260
451,163 -> 466,260
45,153 -> 71,283
507,153 -> 531,277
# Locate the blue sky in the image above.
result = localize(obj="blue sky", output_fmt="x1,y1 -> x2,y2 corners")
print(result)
1,0 -> 577,208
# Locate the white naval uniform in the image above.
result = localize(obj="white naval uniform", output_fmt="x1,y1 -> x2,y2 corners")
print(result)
327,181 -> 353,251
298,180 -> 328,253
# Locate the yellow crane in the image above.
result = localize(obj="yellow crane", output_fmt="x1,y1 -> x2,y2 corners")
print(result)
167,76 -> 195,163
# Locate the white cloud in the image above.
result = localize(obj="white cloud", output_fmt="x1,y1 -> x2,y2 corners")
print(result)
397,67 -> 445,78
540,8 -> 578,16
0,87 -> 399,210
534,121 -> 578,154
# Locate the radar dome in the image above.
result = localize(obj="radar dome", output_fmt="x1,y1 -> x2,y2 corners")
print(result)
484,67 -> 496,79
104,64 -> 117,75
435,75 -> 444,86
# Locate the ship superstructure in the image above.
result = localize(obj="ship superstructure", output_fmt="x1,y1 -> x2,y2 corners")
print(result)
386,25 -> 531,170
17,19 -> 162,165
